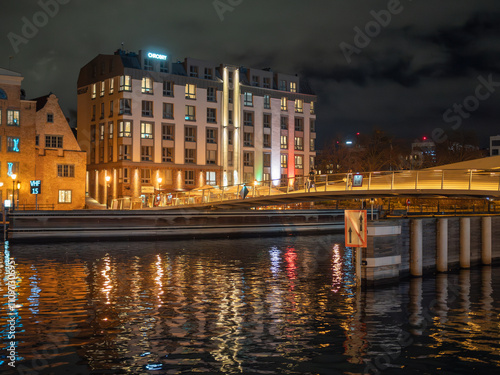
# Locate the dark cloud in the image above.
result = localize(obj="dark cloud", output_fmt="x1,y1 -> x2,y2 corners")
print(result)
1,0 -> 500,146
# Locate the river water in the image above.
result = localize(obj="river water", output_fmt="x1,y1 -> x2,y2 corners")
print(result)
0,235 -> 499,374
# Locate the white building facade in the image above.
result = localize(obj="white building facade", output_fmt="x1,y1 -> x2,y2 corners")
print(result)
77,50 -> 317,204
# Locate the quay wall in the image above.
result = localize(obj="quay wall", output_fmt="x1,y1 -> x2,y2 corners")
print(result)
8,209 -> 345,242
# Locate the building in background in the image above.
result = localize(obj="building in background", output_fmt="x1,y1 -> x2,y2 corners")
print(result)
77,49 -> 317,206
409,137 -> 436,168
0,68 -> 86,210
490,135 -> 500,156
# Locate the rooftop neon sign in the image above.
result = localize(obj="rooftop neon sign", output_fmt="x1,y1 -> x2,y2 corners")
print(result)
147,52 -> 167,60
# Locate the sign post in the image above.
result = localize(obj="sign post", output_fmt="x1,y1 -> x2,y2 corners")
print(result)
345,210 -> 368,286
30,180 -> 41,210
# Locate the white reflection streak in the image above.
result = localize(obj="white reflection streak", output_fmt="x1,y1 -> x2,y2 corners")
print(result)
331,244 -> 342,293
28,265 -> 41,315
101,256 -> 112,305
269,247 -> 281,277
155,255 -> 164,307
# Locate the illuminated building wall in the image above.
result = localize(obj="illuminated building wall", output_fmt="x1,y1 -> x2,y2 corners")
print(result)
0,70 -> 85,209
77,49 -> 317,203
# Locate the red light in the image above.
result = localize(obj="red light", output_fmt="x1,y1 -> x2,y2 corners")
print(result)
356,132 -> 360,135
423,136 -> 427,140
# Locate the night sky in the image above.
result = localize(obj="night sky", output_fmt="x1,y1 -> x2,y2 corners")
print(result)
2,0 -> 500,148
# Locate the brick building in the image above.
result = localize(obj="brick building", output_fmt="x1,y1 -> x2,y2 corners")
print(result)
0,68 -> 86,210
77,49 -> 317,206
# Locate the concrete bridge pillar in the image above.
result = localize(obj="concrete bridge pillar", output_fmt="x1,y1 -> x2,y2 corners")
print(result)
482,216 -> 492,265
410,219 -> 423,277
436,218 -> 448,272
460,217 -> 470,268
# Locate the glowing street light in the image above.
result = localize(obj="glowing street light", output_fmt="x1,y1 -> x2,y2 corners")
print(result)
11,174 -> 17,209
105,175 -> 111,209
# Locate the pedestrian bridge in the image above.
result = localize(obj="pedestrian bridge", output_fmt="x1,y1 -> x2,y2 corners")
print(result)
151,169 -> 500,210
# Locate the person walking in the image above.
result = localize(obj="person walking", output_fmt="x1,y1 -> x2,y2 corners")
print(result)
308,169 -> 317,192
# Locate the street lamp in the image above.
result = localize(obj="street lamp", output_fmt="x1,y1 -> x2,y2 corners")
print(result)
10,174 -> 17,210
105,175 -> 111,209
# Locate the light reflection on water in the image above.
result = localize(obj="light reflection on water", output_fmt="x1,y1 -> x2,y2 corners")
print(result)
0,235 -> 499,374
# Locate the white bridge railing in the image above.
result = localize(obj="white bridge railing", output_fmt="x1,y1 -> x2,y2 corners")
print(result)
157,169 -> 500,207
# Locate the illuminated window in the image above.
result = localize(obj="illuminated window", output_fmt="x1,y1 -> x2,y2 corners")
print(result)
310,101 -> 315,114
119,99 -> 131,115
207,108 -> 217,123
118,120 -> 132,137
91,83 -> 96,99
264,95 -> 270,109
185,149 -> 196,163
295,155 -> 303,169
100,81 -> 105,96
294,136 -> 303,151
243,152 -> 253,166
58,190 -> 72,203
142,101 -> 153,117
163,81 -> 173,96
206,150 -> 217,165
140,122 -> 153,139
119,75 -> 131,91
57,164 -> 75,178
310,138 -> 315,151
7,137 -> 20,152
185,84 -> 196,99
142,77 -> 153,94
185,105 -> 196,121
290,82 -> 297,93
263,153 -> 271,167
295,99 -> 303,113
7,110 -> 20,126
280,135 -> 288,149
206,171 -> 216,185
163,103 -> 173,119
263,114 -> 271,128
185,126 -> 196,142
162,124 -> 174,140
141,146 -> 153,161
281,97 -> 287,111
280,154 -> 288,168
206,128 -> 217,144
109,78 -> 114,94
294,118 -> 304,131
99,123 -> 105,140
45,135 -> 63,148
162,147 -> 174,162
185,170 -> 194,185
244,92 -> 253,106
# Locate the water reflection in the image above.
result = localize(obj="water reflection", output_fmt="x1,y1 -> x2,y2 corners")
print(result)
0,236 -> 499,374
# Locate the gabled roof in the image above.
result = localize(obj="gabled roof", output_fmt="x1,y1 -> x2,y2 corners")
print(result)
31,93 -> 53,111
0,67 -> 22,77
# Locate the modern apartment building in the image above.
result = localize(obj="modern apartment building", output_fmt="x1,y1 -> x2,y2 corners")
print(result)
77,49 -> 317,205
0,68 -> 86,210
